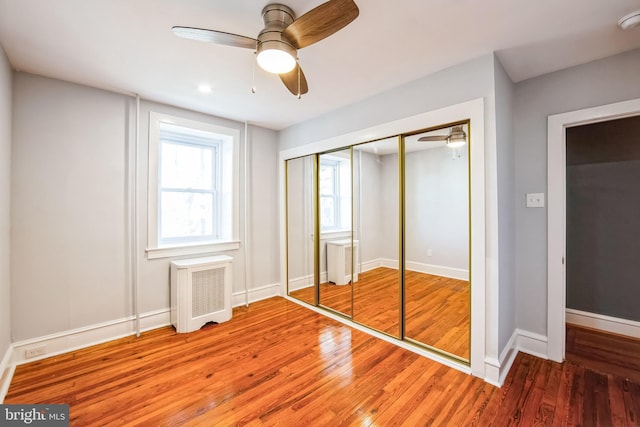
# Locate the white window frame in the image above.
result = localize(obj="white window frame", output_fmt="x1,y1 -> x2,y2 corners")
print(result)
319,157 -> 341,231
147,112 -> 240,259
319,154 -> 351,236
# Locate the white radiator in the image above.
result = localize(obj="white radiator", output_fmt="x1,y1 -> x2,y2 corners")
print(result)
327,239 -> 359,285
170,255 -> 233,333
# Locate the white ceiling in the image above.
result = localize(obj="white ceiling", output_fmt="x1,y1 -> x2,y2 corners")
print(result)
1,0 -> 639,130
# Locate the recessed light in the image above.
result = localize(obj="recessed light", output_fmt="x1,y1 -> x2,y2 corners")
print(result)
197,84 -> 212,94
618,10 -> 640,30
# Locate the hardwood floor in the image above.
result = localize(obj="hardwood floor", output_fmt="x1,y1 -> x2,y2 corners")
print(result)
566,323 -> 640,384
5,298 -> 640,426
289,267 -> 470,359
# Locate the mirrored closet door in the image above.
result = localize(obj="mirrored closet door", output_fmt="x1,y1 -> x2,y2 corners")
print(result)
352,138 -> 401,338
285,120 -> 472,364
286,155 -> 315,306
318,149 -> 353,317
404,124 -> 470,360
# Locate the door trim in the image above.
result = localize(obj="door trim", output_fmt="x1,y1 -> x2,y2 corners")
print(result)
547,97 -> 640,362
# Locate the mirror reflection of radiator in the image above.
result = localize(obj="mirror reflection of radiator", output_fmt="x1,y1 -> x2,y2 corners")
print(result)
327,239 -> 359,285
170,255 -> 233,333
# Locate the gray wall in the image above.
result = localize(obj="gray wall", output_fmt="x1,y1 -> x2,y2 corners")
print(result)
0,45 -> 12,362
11,73 -> 279,341
565,116 -> 640,322
285,156 -> 313,282
514,48 -> 640,335
566,160 -> 640,322
405,146 -> 469,270
12,73 -> 129,339
494,57 -> 517,352
354,150 -> 384,265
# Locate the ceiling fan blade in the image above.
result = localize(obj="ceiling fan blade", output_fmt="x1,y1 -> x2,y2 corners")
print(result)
172,26 -> 257,49
279,63 -> 309,96
282,0 -> 359,49
418,135 -> 448,142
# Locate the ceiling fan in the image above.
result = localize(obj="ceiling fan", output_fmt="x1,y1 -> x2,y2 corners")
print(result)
172,0 -> 359,97
418,125 -> 467,148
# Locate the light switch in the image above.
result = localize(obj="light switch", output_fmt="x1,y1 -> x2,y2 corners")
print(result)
526,193 -> 545,208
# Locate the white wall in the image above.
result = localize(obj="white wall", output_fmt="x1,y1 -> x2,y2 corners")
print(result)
514,48 -> 640,337
0,46 -> 12,366
11,73 -> 279,342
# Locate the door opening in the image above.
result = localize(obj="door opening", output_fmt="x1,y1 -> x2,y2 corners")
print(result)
547,98 -> 640,362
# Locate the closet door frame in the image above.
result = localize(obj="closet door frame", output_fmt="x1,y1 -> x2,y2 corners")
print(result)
279,98 -> 486,379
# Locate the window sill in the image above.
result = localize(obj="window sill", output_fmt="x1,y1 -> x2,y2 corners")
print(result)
146,240 -> 241,260
319,230 -> 352,240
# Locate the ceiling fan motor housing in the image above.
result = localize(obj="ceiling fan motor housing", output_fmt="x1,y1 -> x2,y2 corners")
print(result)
257,4 -> 297,62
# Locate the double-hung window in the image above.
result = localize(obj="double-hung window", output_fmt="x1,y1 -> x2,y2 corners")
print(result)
320,158 -> 341,231
147,112 -> 239,259
319,154 -> 350,233
158,124 -> 219,245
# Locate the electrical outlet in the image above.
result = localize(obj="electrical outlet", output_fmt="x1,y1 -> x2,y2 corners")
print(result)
427,248 -> 433,257
526,193 -> 545,208
25,345 -> 46,359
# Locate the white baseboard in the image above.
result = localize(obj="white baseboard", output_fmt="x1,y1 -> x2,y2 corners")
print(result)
406,261 -> 469,281
360,258 -> 469,281
566,309 -> 640,339
287,275 -> 314,292
484,328 -> 549,387
516,329 -> 548,360
361,259 -> 383,272
484,329 -> 519,387
12,309 -> 171,365
232,283 -> 281,307
1,344 -> 15,402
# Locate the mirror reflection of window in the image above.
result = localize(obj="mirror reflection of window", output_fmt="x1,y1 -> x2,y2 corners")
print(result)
319,154 -> 351,233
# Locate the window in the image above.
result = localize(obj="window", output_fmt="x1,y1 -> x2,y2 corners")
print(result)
319,154 -> 351,233
320,158 -> 340,230
147,112 -> 239,259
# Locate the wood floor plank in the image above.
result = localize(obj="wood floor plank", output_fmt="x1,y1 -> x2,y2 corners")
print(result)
5,299 -> 640,426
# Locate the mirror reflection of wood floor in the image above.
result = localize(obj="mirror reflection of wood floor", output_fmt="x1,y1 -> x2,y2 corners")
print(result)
289,267 -> 470,360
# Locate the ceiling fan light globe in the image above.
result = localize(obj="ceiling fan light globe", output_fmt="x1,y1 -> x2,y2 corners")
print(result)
447,139 -> 466,148
257,48 -> 296,74
618,10 -> 640,30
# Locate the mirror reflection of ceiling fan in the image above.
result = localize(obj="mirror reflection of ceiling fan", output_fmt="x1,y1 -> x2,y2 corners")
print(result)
172,0 -> 359,96
418,125 -> 467,148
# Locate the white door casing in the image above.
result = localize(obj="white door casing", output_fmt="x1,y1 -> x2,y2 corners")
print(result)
547,98 -> 640,362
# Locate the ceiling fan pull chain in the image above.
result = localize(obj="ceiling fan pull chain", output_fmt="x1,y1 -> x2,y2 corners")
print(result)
251,52 -> 257,94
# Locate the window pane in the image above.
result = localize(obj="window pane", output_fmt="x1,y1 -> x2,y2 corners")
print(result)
160,191 -> 214,240
320,196 -> 335,229
319,164 -> 335,196
161,142 -> 214,190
